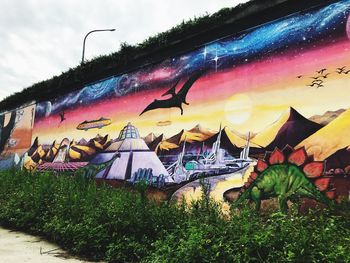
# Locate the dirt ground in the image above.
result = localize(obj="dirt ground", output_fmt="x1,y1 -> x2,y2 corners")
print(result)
0,227 -> 90,263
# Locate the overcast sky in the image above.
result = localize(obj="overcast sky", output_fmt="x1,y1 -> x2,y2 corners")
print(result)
0,0 -> 248,101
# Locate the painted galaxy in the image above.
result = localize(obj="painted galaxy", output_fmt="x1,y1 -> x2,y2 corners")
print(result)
33,1 -> 350,140
35,1 -> 350,119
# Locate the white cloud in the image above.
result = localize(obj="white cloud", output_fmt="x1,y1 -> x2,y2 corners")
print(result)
0,0 -> 248,101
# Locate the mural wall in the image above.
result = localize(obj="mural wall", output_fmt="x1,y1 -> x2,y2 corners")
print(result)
2,1 -> 350,208
0,105 -> 35,170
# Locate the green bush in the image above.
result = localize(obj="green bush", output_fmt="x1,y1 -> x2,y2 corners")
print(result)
0,169 -> 349,262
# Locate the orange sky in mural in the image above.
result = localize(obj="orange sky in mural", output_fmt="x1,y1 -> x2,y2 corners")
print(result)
3,105 -> 35,154
33,38 -> 350,144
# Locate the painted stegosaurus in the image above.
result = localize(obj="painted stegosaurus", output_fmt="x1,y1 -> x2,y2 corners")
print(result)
234,146 -> 335,212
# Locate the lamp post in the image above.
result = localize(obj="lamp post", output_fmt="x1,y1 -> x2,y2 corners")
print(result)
81,28 -> 116,64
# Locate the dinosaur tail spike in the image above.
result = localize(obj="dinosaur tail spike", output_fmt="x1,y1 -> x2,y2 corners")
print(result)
313,177 -> 331,192
244,172 -> 260,188
269,148 -> 285,164
325,189 -> 336,200
250,172 -> 258,180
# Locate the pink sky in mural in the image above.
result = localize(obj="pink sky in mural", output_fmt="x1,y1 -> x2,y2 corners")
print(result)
33,37 -> 350,142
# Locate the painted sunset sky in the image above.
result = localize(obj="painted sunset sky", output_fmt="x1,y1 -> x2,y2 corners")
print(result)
33,1 -> 350,144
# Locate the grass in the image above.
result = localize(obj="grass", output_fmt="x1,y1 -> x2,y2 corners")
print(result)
0,169 -> 349,262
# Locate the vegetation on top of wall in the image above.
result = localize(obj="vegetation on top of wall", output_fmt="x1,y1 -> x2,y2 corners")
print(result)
0,169 -> 349,262
0,0 -> 336,113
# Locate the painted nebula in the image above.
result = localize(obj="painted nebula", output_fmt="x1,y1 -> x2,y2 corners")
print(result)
1,1 -> 350,209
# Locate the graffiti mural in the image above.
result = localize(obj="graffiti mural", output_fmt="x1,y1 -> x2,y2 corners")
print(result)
234,147 -> 334,212
0,105 -> 35,170
4,0 -> 350,208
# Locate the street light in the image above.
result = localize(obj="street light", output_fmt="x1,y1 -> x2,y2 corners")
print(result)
81,28 -> 116,64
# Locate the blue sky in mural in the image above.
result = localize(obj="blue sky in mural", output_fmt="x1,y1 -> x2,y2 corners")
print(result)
36,0 -> 350,118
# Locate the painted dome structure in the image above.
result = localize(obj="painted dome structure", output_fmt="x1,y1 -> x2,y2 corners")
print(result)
118,122 -> 140,140
92,122 -> 172,182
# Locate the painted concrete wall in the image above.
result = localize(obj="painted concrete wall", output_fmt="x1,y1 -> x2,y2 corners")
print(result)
1,0 -> 350,205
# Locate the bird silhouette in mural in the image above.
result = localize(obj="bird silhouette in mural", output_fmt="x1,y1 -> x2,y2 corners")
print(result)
316,68 -> 327,74
321,73 -> 330,78
139,70 -> 205,116
307,80 -> 324,88
296,75 -> 303,79
343,69 -> 350,74
336,66 -> 347,74
59,111 -> 66,123
310,76 -> 322,80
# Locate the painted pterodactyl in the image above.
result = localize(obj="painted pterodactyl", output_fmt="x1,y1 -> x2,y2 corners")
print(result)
59,111 -> 66,123
139,70 -> 205,116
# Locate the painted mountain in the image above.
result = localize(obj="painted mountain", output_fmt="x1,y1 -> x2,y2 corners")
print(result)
157,125 -> 251,158
158,130 -> 184,151
147,134 -> 164,151
325,146 -> 350,171
188,124 -> 217,141
77,138 -> 88,146
44,140 -> 59,162
309,109 -> 346,125
204,127 -> 246,156
24,134 -> 113,170
144,133 -> 156,144
253,107 -> 323,150
297,108 -> 350,162
157,124 -> 216,152
154,124 -> 263,161
27,137 -> 39,157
